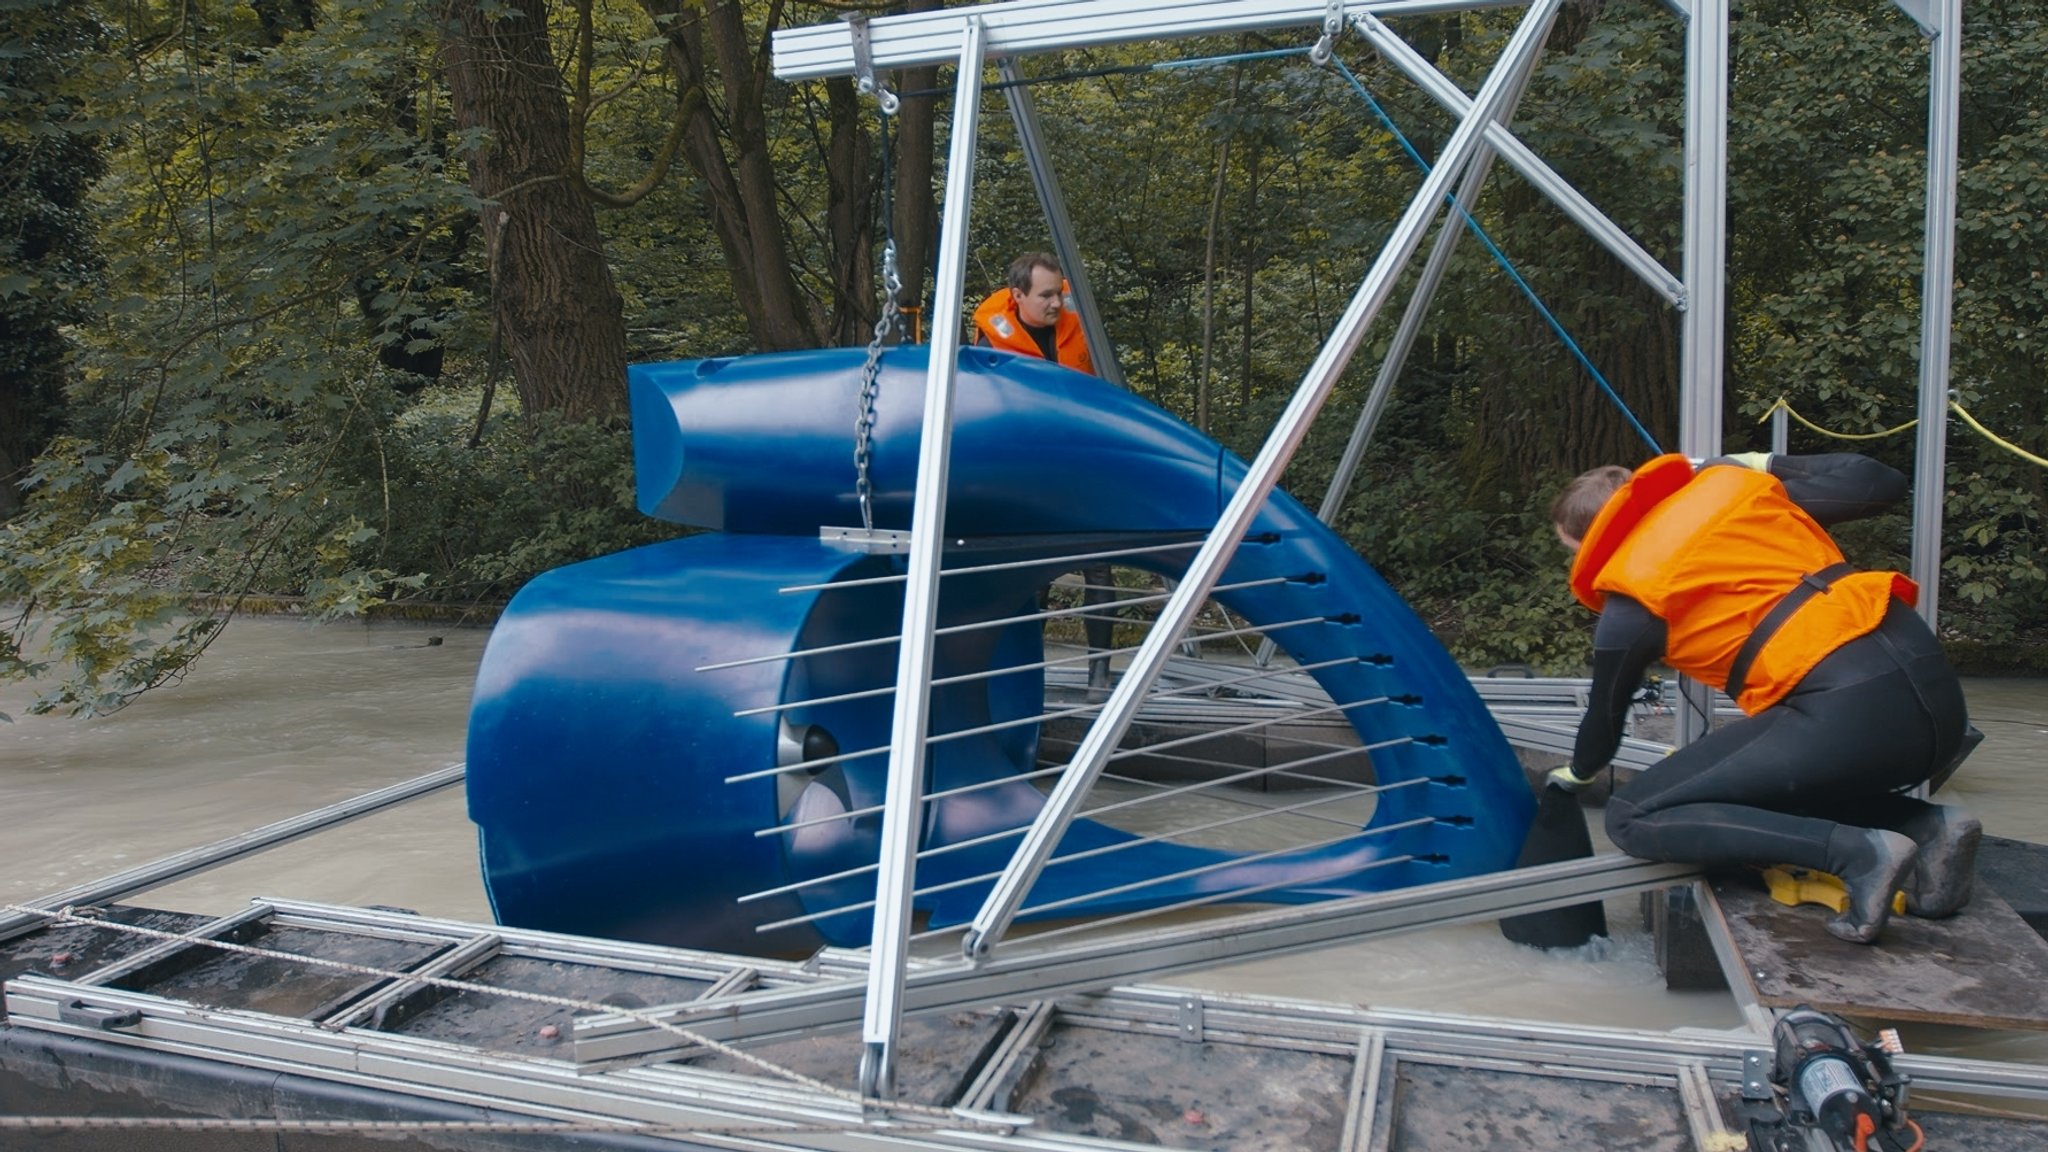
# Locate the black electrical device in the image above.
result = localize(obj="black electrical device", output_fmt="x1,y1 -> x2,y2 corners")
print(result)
1747,1008 -> 1919,1152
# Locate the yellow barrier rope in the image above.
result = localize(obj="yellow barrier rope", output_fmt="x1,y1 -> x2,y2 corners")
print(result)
1757,397 -> 1918,441
1759,396 -> 2048,469
1951,400 -> 2048,469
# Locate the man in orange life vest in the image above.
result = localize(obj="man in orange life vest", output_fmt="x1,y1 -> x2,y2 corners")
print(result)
1548,451 -> 1977,945
975,252 -> 1112,687
973,252 -> 1096,376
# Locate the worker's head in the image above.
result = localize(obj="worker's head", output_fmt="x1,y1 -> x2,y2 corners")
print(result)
1548,465 -> 1631,552
1006,252 -> 1065,328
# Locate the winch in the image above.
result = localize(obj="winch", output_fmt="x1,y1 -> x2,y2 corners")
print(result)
1749,1008 -> 1921,1152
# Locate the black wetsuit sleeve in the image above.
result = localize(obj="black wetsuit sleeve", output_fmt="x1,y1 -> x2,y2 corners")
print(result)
1710,453 -> 1907,527
1572,594 -> 1667,773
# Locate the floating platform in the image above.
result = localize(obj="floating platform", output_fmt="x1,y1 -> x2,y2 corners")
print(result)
7,866 -> 2048,1150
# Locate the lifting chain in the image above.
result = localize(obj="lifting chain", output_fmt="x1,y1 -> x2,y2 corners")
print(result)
853,238 -> 902,531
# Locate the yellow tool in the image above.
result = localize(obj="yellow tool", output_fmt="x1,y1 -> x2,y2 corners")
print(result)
1760,866 -> 1907,915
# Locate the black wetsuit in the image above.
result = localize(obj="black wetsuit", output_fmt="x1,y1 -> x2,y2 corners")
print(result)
1575,454 -> 1969,873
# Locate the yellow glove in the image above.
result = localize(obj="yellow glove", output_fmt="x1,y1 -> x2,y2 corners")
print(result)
1724,451 -> 1772,471
1546,764 -> 1600,793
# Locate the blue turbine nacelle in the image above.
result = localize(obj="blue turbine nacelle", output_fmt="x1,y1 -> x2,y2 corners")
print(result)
466,346 -> 1532,956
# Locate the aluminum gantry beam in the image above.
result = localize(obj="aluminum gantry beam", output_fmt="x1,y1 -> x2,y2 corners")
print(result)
774,0 -> 1525,79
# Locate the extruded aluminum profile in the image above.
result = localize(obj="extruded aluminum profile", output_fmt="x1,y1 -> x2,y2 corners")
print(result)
573,851 -> 1696,1062
771,0 -> 1526,81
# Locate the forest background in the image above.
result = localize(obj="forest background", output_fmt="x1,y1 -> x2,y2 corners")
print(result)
2,0 -> 2043,717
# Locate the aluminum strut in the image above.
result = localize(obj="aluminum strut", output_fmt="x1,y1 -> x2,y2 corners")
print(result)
960,0 -> 1567,963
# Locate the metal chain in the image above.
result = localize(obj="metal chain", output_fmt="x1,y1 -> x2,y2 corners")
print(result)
854,102 -> 903,532
854,240 -> 902,531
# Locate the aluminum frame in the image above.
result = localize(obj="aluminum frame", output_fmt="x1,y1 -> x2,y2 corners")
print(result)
861,14 -> 990,1103
960,0 -> 1567,963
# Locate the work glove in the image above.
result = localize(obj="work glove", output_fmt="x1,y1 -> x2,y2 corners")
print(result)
1546,764 -> 1601,793
1723,450 -> 1772,471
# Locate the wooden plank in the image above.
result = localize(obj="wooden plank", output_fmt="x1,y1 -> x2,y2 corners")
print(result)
1706,871 -> 2048,1030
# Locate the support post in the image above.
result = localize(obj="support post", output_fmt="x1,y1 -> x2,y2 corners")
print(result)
1676,0 -> 1729,747
1908,0 -> 1961,630
1001,58 -> 1126,388
858,15 -> 987,1104
962,0 -> 1564,960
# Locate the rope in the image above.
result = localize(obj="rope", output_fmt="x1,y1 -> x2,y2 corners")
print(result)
1758,396 -> 1916,442
1759,395 -> 2048,469
1326,54 -> 1663,456
0,902 -> 1010,1133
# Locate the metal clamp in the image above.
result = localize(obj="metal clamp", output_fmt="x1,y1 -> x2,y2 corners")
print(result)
1310,0 -> 1345,65
59,999 -> 142,1031
843,12 -> 900,115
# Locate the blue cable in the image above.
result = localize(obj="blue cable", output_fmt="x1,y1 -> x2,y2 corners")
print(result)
1328,56 -> 1664,456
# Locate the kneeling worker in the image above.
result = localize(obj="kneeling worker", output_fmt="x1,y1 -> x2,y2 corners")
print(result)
1549,451 -> 1979,945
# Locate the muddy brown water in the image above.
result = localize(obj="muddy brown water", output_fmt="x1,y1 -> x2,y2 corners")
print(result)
1,615 -> 2044,1060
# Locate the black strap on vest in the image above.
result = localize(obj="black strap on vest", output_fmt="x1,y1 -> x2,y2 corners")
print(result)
1723,561 -> 1854,704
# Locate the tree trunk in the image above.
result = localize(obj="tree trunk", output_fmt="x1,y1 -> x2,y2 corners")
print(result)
640,0 -> 822,351
890,0 -> 944,333
824,76 -> 876,347
442,0 -> 628,426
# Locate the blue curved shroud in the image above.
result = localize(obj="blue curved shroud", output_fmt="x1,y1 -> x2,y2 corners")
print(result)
467,346 -> 1532,956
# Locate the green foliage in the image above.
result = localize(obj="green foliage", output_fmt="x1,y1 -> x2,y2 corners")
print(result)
7,0 -> 2048,719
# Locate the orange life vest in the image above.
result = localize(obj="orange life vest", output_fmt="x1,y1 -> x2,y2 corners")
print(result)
971,286 -> 1095,376
1569,453 -> 1916,714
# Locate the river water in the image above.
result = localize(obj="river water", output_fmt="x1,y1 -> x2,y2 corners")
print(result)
2,615 -> 2045,1056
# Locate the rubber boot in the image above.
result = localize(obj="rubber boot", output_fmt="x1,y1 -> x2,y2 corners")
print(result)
1823,828 -> 1917,945
1500,781 -> 1607,949
1896,804 -> 1982,918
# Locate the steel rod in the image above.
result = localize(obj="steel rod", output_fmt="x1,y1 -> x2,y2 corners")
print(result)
961,0 -> 1563,960
778,537 -> 1203,594
698,574 -> 1291,673
724,627 -> 1359,778
755,692 -> 1396,837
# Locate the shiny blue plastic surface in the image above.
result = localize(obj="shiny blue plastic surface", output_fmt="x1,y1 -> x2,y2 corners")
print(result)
467,346 -> 1533,955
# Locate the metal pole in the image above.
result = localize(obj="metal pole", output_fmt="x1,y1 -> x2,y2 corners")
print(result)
0,765 -> 467,943
857,15 -> 987,1104
1771,404 -> 1789,455
1908,0 -> 1961,630
1675,0 -> 1729,747
1310,23 -> 1548,530
1001,59 -> 1126,388
1254,27 -> 1546,666
961,0 -> 1564,960
1357,14 -> 1685,307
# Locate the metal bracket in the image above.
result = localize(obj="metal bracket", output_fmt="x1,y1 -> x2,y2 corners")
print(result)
58,999 -> 142,1030
1890,0 -> 1941,36
842,12 -> 900,114
1310,0 -> 1344,64
1741,1049 -> 1773,1100
820,525 -> 911,553
1178,996 -> 1205,1043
